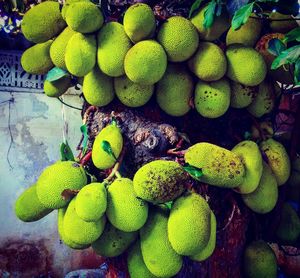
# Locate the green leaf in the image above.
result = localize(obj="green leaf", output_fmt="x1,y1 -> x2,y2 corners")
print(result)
203,0 -> 217,29
80,124 -> 89,155
101,140 -> 117,160
226,0 -> 250,16
284,27 -> 300,43
189,0 -> 205,18
46,67 -> 68,82
271,45 -> 300,69
164,201 -> 173,210
183,164 -> 203,181
294,58 -> 300,85
111,117 -> 117,126
267,38 -> 286,56
60,141 -> 75,161
231,2 -> 254,30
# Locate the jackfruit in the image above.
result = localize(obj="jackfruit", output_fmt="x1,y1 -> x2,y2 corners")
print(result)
156,64 -> 193,116
226,44 -> 267,86
83,66 -> 114,107
123,3 -> 156,43
168,193 -> 211,256
92,222 -> 138,257
36,161 -> 87,209
232,141 -> 263,194
75,182 -> 107,222
157,16 -> 199,62
260,138 -> 291,186
242,162 -> 278,214
269,12 -> 298,33
243,240 -> 277,278
188,42 -> 227,81
140,207 -> 183,277
65,33 -> 96,77
21,1 -> 66,43
184,142 -> 245,188
44,76 -> 72,97
15,184 -> 52,222
97,22 -> 132,77
194,78 -> 231,118
230,81 -> 257,108
61,0 -> 91,20
106,178 -> 148,232
133,160 -> 188,204
124,40 -> 167,85
21,40 -> 54,75
92,123 -> 123,170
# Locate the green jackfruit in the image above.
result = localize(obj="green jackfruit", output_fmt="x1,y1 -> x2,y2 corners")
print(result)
44,76 -> 72,97
61,0 -> 91,20
140,207 -> 183,277
133,160 -> 188,204
226,44 -> 267,86
15,184 -> 52,222
269,12 -> 298,33
242,162 -> 278,214
157,16 -> 199,62
184,142 -> 245,188
232,141 -> 263,194
36,161 -> 87,209
156,64 -> 193,117
92,222 -> 138,257
106,178 -> 148,232
260,138 -> 291,186
194,78 -> 231,118
243,240 -> 277,278
97,22 -> 132,77
124,40 -> 167,85
21,40 -> 54,75
188,42 -> 227,81
92,123 -> 123,170
123,3 -> 156,43
65,33 -> 96,77
75,182 -> 107,222
168,193 -> 211,256
21,1 -> 66,43
230,81 -> 257,108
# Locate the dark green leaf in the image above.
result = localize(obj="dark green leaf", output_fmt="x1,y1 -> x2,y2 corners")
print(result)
16,0 -> 25,12
80,124 -> 89,155
226,0 -> 249,16
203,0 -> 217,29
284,27 -> 300,43
101,140 -> 117,160
267,38 -> 286,56
60,141 -> 75,161
46,67 -> 68,82
183,164 -> 203,181
111,117 -> 117,126
189,0 -> 205,18
216,3 -> 223,16
231,2 -> 254,30
294,58 -> 300,85
271,45 -> 300,69
164,201 -> 173,210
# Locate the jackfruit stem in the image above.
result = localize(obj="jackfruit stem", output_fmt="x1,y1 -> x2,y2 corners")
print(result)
103,147 -> 125,183
251,116 -> 267,141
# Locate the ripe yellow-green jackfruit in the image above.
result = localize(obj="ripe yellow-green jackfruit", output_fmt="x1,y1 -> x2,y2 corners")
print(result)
123,3 -> 156,43
260,138 -> 291,186
65,33 -> 96,77
97,22 -> 132,77
124,40 -> 167,85
44,76 -> 72,97
194,78 -> 231,118
168,193 -> 211,256
156,64 -> 193,117
106,178 -> 148,232
92,222 -> 138,257
157,16 -> 199,62
21,1 -> 66,43
269,12 -> 299,33
92,123 -> 123,170
75,182 -> 107,222
21,40 -> 54,75
36,161 -> 87,209
133,160 -> 188,204
226,44 -> 267,86
184,142 -> 245,188
140,207 -> 183,277
230,81 -> 257,108
15,184 -> 52,222
61,0 -> 91,20
188,42 -> 227,81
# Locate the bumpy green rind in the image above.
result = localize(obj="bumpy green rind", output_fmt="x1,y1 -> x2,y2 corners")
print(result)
61,0 -> 91,20
230,81 -> 257,108
269,12 -> 298,33
44,76 -> 72,97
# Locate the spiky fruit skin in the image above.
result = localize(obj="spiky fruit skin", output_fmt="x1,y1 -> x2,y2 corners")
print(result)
243,240 -> 277,278
260,138 -> 291,186
242,162 -> 278,214
91,124 -> 123,170
97,22 -> 132,77
269,12 -> 298,33
157,16 -> 199,62
44,76 -> 72,97
232,141 -> 263,194
168,193 -> 211,256
247,80 -> 275,118
124,40 -> 167,85
226,44 -> 267,86
140,207 -> 183,277
188,42 -> 227,81
65,2 -> 103,33
189,211 -> 216,261
156,64 -> 193,117
21,40 -> 54,75
230,81 -> 257,108
184,143 -> 245,188
114,75 -> 154,107
36,161 -> 87,209
133,160 -> 188,204
65,33 -> 96,77
15,184 -> 52,222
75,183 -> 107,222
61,0 -> 90,20
92,222 -> 138,257
194,79 -> 231,118
21,2 -> 66,43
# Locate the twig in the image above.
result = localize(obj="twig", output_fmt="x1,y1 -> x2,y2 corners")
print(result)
80,151 -> 92,166
251,116 -> 266,141
103,147 -> 125,183
167,148 -> 187,156
57,97 -> 82,111
217,201 -> 237,232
